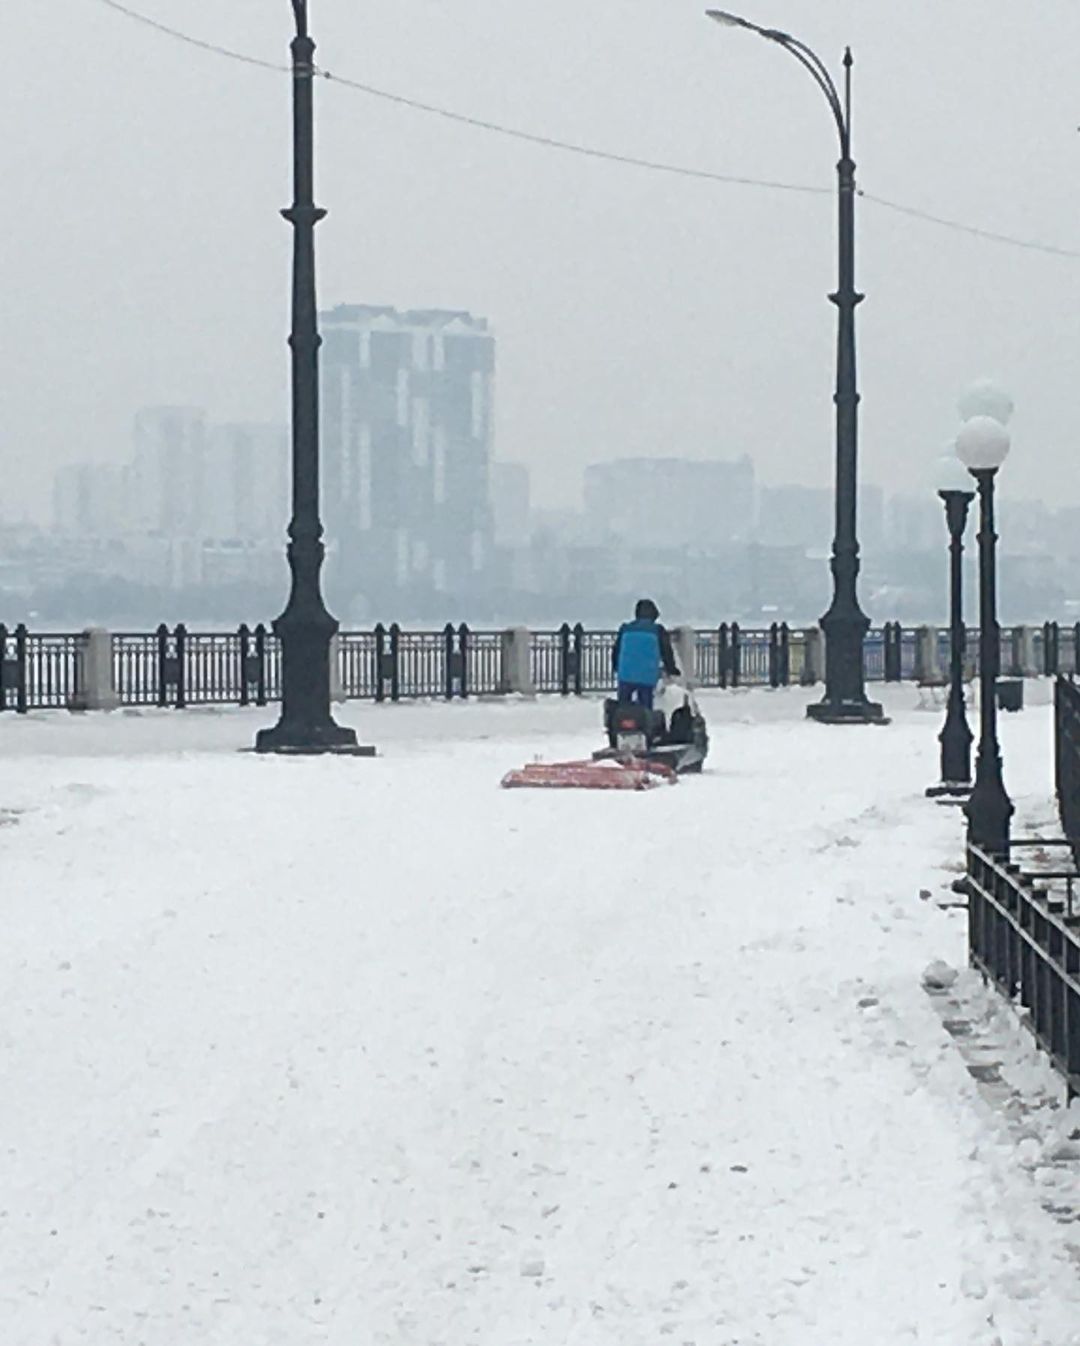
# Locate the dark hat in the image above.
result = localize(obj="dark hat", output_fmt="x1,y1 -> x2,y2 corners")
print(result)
634,598 -> 659,621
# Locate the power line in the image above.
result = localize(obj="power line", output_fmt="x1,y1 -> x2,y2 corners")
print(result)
91,0 -> 1080,260
859,191 -> 1080,260
313,66 -> 828,198
93,0 -> 288,75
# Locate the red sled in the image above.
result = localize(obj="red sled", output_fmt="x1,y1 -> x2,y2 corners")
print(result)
500,756 -> 678,791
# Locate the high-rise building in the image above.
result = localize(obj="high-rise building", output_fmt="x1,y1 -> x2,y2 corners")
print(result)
132,407 -> 207,538
53,463 -> 132,537
204,423 -> 289,544
583,457 -> 756,548
320,305 -> 495,603
756,485 -> 832,551
491,462 -> 531,545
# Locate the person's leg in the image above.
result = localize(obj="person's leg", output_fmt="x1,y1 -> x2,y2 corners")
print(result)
638,684 -> 654,710
617,681 -> 634,704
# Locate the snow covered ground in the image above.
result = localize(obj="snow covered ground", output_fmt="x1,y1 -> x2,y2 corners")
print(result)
2,684 -> 1078,1345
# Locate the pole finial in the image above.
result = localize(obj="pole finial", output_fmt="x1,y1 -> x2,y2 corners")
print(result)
843,45 -> 853,67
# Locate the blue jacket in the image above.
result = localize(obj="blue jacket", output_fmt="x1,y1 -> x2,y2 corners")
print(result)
613,618 -> 679,686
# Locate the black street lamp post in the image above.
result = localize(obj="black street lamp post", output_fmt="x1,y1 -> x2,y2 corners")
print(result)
706,10 -> 882,724
956,414 -> 1014,852
926,483 -> 974,798
256,1 -> 370,755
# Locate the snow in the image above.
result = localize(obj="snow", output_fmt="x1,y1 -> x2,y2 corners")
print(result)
2,685 -> 1078,1344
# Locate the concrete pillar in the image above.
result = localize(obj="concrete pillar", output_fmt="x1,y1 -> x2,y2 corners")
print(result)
329,633 -> 347,703
1016,625 -> 1038,678
671,626 -> 697,684
801,628 -> 824,685
70,628 -> 119,711
914,626 -> 942,682
500,627 -> 536,695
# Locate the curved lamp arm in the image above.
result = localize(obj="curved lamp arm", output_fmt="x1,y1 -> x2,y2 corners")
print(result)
705,10 -> 850,156
291,0 -> 309,39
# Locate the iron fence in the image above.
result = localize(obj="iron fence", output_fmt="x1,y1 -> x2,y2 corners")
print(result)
3,618 -> 1078,713
1055,677 -> 1080,867
967,839 -> 1080,1099
0,625 -> 84,712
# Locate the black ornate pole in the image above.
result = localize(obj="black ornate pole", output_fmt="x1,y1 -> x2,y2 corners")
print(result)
964,469 -> 1013,850
704,14 -> 881,723
927,488 -> 974,798
807,49 -> 882,724
256,1 -> 366,755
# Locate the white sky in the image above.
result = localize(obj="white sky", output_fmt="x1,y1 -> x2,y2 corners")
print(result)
2,0 -> 1078,522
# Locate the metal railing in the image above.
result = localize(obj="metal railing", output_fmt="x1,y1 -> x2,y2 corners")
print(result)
2,618 -> 1078,713
1055,677 -> 1080,868
0,625 -> 84,712
967,839 -> 1080,1099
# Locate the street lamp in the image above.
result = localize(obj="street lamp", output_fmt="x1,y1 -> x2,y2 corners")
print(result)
706,10 -> 883,724
256,1 -> 370,755
956,405 -> 1014,851
926,450 -> 974,799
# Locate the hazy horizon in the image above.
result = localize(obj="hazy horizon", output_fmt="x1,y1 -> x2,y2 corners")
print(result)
3,0 -> 1078,526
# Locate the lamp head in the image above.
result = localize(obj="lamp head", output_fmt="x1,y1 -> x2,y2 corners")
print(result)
955,415 -> 1011,473
705,9 -> 749,28
957,379 -> 1013,426
935,450 -> 974,496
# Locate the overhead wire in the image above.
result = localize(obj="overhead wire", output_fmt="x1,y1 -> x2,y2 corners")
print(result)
91,0 -> 1080,260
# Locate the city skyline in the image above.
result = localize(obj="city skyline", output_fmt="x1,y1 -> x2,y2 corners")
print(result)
3,2 -> 1080,528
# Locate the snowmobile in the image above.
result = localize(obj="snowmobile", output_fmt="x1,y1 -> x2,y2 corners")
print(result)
500,684 -> 708,790
595,684 -> 709,775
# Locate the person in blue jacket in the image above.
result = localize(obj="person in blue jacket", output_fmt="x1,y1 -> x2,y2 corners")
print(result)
612,598 -> 680,709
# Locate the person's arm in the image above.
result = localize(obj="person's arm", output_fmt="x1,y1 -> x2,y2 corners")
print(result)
659,626 -> 680,677
612,626 -> 623,674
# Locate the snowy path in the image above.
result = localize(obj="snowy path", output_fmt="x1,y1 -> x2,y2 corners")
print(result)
2,688 -> 1078,1344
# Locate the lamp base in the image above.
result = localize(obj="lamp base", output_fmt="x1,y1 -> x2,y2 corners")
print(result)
254,718 -> 373,756
807,698 -> 888,726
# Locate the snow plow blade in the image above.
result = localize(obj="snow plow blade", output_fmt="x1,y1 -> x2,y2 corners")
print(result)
501,757 -> 678,791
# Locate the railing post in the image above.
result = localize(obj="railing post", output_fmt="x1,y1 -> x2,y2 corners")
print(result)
1009,625 -> 1024,678
156,623 -> 169,708
254,622 -> 268,706
0,623 -> 7,713
328,633 -> 346,704
388,623 -> 401,701
730,621 -> 741,689
801,627 -> 824,686
558,622 -> 571,697
668,626 -> 695,686
238,623 -> 251,707
914,625 -> 940,683
1016,625 -> 1038,678
374,623 -> 387,703
767,622 -> 780,689
1043,621 -> 1058,677
780,622 -> 791,687
443,623 -> 455,700
883,622 -> 901,682
1074,623 -> 1080,678
14,623 -> 28,714
572,623 -> 584,696
458,623 -> 470,700
718,624 -> 729,690
69,628 -> 118,712
499,627 -> 534,695
175,623 -> 187,710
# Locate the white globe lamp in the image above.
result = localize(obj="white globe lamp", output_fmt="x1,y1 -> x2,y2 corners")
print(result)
936,449 -> 975,494
957,380 -> 1014,426
955,415 -> 1011,473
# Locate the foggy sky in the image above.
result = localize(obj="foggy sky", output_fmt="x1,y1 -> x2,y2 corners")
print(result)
3,0 -> 1078,524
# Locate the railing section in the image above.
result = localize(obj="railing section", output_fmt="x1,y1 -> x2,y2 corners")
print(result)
967,840 -> 1080,1099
